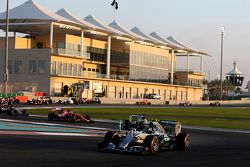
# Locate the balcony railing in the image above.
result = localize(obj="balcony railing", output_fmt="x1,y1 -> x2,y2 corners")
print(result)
53,48 -> 90,59
176,69 -> 203,74
110,75 -> 129,80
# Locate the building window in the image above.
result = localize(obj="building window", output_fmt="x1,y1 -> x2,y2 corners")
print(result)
38,60 -> 46,74
8,61 -> 12,74
29,60 -> 37,73
78,65 -> 82,76
68,63 -> 72,76
62,63 -> 67,75
73,64 -> 77,76
92,68 -> 96,72
14,60 -> 22,74
83,68 -> 86,71
88,68 -> 91,71
51,61 -> 56,75
96,69 -> 100,73
57,62 -> 62,75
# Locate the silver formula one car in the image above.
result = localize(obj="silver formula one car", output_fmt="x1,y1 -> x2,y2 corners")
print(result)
98,118 -> 190,155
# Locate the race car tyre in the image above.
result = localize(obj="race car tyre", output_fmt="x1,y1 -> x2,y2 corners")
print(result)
104,131 -> 120,148
176,133 -> 190,151
143,135 -> 159,155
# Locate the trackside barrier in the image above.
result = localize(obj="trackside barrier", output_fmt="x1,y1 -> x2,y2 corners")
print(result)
0,93 -> 23,98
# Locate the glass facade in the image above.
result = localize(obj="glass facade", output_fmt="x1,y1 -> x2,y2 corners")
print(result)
87,46 -> 106,63
129,50 -> 170,82
111,50 -> 129,65
51,61 -> 83,77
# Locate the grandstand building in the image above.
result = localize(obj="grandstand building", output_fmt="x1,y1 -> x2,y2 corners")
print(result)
0,0 -> 208,101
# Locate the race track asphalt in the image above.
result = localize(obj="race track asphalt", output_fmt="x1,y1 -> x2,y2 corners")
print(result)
0,115 -> 250,167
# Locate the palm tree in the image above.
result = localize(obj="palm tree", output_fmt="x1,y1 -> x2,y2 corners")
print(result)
205,79 -> 235,100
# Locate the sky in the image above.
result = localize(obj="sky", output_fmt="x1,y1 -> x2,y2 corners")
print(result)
0,0 -> 250,89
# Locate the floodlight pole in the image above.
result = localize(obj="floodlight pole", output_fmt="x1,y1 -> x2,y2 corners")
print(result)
220,27 -> 225,100
4,0 -> 10,94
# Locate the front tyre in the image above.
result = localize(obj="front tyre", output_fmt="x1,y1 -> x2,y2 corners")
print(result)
103,131 -> 120,148
143,135 -> 159,155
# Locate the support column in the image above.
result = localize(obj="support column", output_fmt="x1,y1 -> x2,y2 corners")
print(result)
4,0 -> 10,94
200,55 -> 203,73
50,22 -> 54,50
106,36 -> 111,79
187,53 -> 190,72
81,29 -> 84,57
170,49 -> 174,84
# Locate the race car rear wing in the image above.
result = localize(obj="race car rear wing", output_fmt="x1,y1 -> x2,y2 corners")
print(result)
159,120 -> 181,136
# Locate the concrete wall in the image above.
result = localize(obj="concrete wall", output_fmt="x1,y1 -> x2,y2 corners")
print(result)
0,48 -> 51,94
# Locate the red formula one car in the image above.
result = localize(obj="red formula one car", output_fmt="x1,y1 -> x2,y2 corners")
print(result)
136,100 -> 151,105
48,108 -> 93,123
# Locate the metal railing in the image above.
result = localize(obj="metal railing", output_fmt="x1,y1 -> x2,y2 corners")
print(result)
176,69 -> 203,74
54,48 -> 90,59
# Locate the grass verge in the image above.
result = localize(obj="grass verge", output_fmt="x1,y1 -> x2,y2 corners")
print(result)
28,107 -> 250,130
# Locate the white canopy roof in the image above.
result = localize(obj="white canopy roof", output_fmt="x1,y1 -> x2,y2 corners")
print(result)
166,36 -> 191,51
227,68 -> 244,75
56,8 -> 99,30
109,21 -> 136,38
167,36 -> 208,55
226,61 -> 244,75
149,32 -> 175,48
131,27 -> 157,43
0,0 -> 208,55
83,15 -> 122,35
0,0 -> 76,24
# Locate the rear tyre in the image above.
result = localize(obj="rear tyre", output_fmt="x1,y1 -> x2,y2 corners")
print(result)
143,135 -> 159,155
176,133 -> 190,151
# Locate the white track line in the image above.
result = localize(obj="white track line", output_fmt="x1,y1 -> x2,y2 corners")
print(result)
183,125 -> 250,134
0,130 -> 103,137
0,118 -> 110,131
